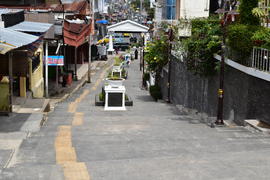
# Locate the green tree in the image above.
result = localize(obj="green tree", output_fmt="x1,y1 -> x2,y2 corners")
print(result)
239,0 -> 260,25
145,30 -> 169,84
178,17 -> 222,76
130,0 -> 140,10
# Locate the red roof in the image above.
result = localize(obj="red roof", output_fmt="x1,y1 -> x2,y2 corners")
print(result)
0,0 -> 90,15
63,20 -> 91,47
54,0 -> 89,15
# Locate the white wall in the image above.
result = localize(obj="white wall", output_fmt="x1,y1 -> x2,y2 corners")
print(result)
180,0 -> 210,19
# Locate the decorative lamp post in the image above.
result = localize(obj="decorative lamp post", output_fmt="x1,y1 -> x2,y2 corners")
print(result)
167,27 -> 173,103
215,0 -> 238,126
167,0 -> 175,103
87,0 -> 94,83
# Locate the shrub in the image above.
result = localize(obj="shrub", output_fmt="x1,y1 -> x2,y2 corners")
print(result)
143,73 -> 150,87
227,24 -> 258,61
179,16 -> 221,76
143,73 -> 150,82
149,85 -> 162,101
99,92 -> 105,101
114,56 -> 122,66
251,28 -> 270,49
239,0 -> 260,26
145,26 -> 170,72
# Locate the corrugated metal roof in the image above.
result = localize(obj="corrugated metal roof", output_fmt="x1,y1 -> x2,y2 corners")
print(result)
0,9 -> 23,15
0,28 -> 38,54
7,21 -> 53,33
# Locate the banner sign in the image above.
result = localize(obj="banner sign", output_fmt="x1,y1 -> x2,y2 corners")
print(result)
46,56 -> 64,66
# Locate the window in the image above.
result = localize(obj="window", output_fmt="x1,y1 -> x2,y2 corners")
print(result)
166,0 -> 176,19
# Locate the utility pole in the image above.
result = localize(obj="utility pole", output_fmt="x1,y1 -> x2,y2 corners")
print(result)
88,0 -> 94,83
167,27 -> 173,103
140,0 -> 143,13
8,52 -> 13,113
167,3 -> 174,103
45,41 -> 49,98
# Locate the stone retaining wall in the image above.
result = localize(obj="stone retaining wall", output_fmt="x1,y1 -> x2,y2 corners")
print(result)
159,57 -> 270,125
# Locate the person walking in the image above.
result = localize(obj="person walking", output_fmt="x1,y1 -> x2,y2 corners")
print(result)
135,48 -> 138,60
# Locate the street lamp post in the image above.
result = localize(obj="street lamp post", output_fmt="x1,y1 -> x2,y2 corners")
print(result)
8,52 -> 13,113
167,27 -> 173,103
167,2 -> 174,103
215,0 -> 238,126
88,0 -> 94,83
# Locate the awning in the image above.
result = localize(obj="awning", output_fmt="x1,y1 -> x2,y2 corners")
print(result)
0,28 -> 39,55
96,19 -> 109,24
107,20 -> 149,33
8,21 -> 53,33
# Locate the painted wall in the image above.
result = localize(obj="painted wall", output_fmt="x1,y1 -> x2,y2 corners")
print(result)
180,0 -> 210,19
155,0 -> 210,22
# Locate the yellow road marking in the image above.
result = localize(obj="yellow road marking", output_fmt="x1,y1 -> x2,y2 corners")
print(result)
68,102 -> 77,113
63,162 -> 90,180
56,62 -> 114,179
56,147 -> 77,165
72,112 -> 84,126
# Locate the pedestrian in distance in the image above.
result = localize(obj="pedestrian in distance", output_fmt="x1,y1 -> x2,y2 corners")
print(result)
135,49 -> 138,60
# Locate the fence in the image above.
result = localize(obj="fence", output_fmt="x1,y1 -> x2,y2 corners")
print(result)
252,47 -> 270,73
259,0 -> 270,27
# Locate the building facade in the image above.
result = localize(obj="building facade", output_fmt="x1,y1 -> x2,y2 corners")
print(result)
155,0 -> 210,23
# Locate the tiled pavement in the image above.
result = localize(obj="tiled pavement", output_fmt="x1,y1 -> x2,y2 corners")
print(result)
1,56 -> 270,180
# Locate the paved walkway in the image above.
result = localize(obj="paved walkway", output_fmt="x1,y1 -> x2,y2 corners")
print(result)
0,60 -> 109,173
1,57 -> 270,180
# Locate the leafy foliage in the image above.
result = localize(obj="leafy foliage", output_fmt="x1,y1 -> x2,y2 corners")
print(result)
142,72 -> 150,87
227,24 -> 259,61
144,31 -> 169,72
178,17 -> 222,76
252,7 -> 267,18
251,27 -> 270,50
149,85 -> 162,101
239,0 -> 260,26
114,56 -> 123,66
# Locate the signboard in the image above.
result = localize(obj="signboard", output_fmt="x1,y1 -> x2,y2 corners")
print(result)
45,56 -> 64,66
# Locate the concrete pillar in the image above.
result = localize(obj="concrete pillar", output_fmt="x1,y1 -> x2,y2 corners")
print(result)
107,34 -> 114,54
8,52 -> 13,113
19,77 -> 26,97
45,41 -> 49,98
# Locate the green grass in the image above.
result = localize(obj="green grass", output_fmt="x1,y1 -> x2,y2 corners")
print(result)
114,57 -> 122,66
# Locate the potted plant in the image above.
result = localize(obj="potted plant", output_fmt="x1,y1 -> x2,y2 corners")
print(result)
106,77 -> 125,87
149,85 -> 162,101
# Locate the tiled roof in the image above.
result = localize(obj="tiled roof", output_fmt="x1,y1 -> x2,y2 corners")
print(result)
63,20 -> 90,47
54,0 -> 89,14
